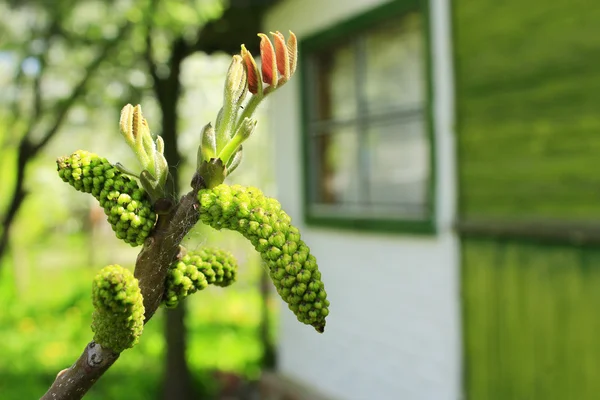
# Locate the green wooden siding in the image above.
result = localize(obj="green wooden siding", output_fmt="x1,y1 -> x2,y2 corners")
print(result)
463,238 -> 600,400
455,2 -> 600,397
454,0 -> 600,220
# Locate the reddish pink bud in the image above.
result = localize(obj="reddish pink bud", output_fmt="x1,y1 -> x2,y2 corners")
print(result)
258,33 -> 277,88
241,45 -> 261,95
271,31 -> 290,80
287,31 -> 298,77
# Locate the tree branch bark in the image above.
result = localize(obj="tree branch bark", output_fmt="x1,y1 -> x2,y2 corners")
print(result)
0,141 -> 30,260
41,342 -> 120,400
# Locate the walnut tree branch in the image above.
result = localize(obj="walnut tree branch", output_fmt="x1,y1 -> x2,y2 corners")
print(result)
40,342 -> 120,400
41,187 -> 202,400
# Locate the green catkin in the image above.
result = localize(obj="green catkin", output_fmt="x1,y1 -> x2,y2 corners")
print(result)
198,184 -> 330,333
57,150 -> 156,246
91,265 -> 145,353
163,247 -> 238,308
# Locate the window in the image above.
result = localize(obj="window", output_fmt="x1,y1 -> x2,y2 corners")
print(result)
300,0 -> 435,233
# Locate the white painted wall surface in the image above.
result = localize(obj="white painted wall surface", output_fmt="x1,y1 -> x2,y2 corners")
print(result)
263,0 -> 460,399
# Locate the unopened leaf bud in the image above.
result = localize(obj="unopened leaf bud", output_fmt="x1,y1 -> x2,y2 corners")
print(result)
258,33 -> 277,88
241,45 -> 262,95
224,55 -> 248,106
271,31 -> 290,83
198,122 -> 217,167
287,31 -> 298,77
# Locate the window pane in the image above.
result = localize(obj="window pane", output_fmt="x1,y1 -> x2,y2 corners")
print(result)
312,127 -> 359,204
314,41 -> 357,121
302,6 -> 433,227
365,118 -> 430,216
364,12 -> 425,114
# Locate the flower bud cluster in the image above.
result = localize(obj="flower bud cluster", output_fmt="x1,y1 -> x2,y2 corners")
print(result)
91,265 -> 145,353
163,247 -> 238,308
119,104 -> 168,200
196,31 -> 299,181
198,184 -> 329,333
57,150 -> 156,246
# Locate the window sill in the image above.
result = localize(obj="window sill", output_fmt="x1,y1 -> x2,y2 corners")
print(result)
305,213 -> 437,235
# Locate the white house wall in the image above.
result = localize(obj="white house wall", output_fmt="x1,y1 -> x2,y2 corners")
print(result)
263,0 -> 460,399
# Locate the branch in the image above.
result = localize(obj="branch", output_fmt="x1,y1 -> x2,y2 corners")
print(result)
30,18 -> 59,123
41,189 -> 202,399
135,190 -> 201,319
5,58 -> 25,139
40,342 -> 120,400
18,46 -> 49,146
0,141 -> 29,259
32,55 -> 45,122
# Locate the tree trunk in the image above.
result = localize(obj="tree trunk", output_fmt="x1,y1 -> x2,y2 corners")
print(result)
156,38 -> 198,400
0,141 -> 31,262
164,301 -> 196,399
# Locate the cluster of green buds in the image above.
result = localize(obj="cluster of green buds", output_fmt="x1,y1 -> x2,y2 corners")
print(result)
162,247 -> 238,308
119,104 -> 169,202
57,150 -> 156,246
198,184 -> 329,333
196,31 -> 297,185
91,265 -> 145,353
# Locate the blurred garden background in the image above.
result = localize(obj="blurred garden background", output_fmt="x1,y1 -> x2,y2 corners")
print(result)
2,0 -> 600,399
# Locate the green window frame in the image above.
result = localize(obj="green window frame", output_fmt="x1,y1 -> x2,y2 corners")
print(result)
299,0 -> 436,234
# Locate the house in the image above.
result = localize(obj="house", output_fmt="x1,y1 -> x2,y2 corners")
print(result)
261,1 -> 460,399
208,0 -> 600,399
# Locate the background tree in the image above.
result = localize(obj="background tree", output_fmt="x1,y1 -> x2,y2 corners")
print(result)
0,0 -> 133,264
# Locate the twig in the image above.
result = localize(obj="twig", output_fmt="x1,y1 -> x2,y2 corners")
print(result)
40,342 -> 120,400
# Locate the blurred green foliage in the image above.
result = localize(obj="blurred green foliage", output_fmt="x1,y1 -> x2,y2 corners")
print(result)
0,230 -> 273,399
462,238 -> 600,400
454,0 -> 600,220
